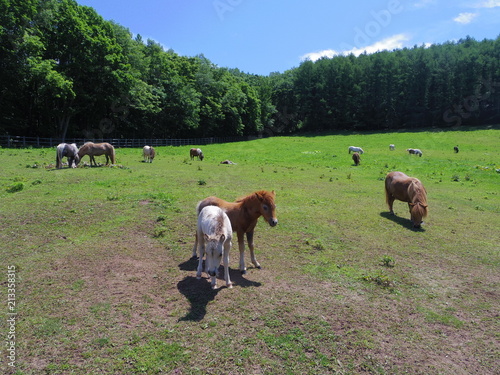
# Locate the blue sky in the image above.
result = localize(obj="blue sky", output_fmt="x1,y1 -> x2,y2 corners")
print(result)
76,0 -> 500,75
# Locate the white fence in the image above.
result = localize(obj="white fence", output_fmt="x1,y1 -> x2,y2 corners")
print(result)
0,135 -> 250,148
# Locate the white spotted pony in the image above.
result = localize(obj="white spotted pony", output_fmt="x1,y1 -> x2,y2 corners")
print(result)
196,205 -> 233,289
143,145 -> 155,163
348,146 -> 364,154
56,143 -> 80,169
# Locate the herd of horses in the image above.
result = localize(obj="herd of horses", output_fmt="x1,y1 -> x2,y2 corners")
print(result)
55,141 -> 431,290
192,144 -> 430,289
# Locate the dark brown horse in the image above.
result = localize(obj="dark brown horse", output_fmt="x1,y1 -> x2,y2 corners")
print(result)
192,190 -> 278,274
385,171 -> 428,228
352,152 -> 360,166
190,148 -> 204,161
78,142 -> 116,166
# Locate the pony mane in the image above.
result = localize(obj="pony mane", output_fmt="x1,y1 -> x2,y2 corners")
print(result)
236,190 -> 275,204
408,179 -> 428,217
412,202 -> 428,219
214,209 -> 225,235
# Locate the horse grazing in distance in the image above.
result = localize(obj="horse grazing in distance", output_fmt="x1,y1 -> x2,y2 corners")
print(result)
56,143 -> 79,169
385,171 -> 428,228
192,190 -> 278,274
406,148 -> 423,157
348,146 -> 364,154
190,148 -> 204,161
352,152 -> 360,166
78,142 -> 115,166
196,206 -> 233,289
143,145 -> 155,163
389,144 -> 395,151
454,146 -> 459,153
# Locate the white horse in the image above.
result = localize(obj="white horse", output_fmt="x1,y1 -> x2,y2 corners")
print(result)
196,206 -> 233,289
143,145 -> 155,163
389,144 -> 395,151
407,148 -> 423,157
56,143 -> 80,169
348,146 -> 364,154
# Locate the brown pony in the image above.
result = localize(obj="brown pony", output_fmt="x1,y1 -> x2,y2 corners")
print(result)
78,142 -> 116,166
190,148 -> 204,161
385,171 -> 428,228
352,152 -> 360,166
192,190 -> 278,274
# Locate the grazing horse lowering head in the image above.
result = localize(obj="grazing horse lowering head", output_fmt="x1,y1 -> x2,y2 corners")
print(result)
385,171 -> 428,229
348,146 -> 364,154
143,145 -> 155,163
78,142 -> 115,166
352,152 -> 360,166
56,143 -> 80,169
190,148 -> 204,161
196,206 -> 233,289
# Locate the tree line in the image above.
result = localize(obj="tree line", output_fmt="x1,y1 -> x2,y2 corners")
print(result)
1,0 -> 499,140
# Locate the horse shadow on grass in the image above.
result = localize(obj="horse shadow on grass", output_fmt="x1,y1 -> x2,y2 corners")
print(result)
177,260 -> 261,322
380,212 -> 426,232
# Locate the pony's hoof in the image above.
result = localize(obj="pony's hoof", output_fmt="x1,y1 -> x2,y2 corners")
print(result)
256,265 -> 262,269
240,270 -> 247,275
212,285 -> 219,290
227,283 -> 233,289
191,255 -> 198,260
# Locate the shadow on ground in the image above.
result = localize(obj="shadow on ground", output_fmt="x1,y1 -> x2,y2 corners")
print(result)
379,212 -> 425,232
177,260 -> 261,321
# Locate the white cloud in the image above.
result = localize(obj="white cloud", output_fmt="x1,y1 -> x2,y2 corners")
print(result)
473,0 -> 500,8
453,12 -> 478,24
300,49 -> 339,62
301,34 -> 411,62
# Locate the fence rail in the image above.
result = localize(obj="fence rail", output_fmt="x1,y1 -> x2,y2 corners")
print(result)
0,135 -> 251,148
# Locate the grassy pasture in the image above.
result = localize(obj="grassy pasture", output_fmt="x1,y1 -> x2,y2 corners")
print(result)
0,127 -> 499,374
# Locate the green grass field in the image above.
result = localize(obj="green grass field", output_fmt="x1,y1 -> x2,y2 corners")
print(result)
1,126 -> 499,374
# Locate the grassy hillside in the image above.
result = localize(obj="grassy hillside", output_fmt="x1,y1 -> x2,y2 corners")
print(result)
1,127 -> 498,374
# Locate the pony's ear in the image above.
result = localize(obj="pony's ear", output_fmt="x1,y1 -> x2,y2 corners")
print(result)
219,234 -> 225,244
255,192 -> 263,201
409,203 -> 416,207
271,190 -> 276,196
422,204 -> 428,208
204,234 -> 210,241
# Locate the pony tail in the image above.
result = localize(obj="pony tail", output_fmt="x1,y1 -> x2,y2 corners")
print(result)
111,146 -> 116,164
384,179 -> 390,205
56,145 -> 62,168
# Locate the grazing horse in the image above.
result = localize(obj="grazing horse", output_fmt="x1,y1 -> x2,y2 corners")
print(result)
143,145 -> 155,163
56,143 -> 79,169
454,146 -> 459,153
190,148 -> 204,161
406,148 -> 423,157
192,190 -> 278,274
348,146 -> 364,154
78,142 -> 116,166
385,171 -> 428,228
196,206 -> 233,289
389,144 -> 395,151
352,152 -> 360,166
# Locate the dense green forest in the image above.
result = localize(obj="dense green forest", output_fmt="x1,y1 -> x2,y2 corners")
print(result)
1,0 -> 499,139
